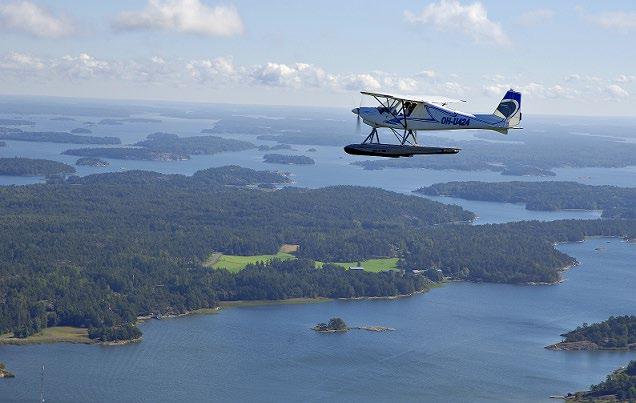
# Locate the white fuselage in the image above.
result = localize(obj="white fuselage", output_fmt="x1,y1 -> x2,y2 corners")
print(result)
357,103 -> 507,132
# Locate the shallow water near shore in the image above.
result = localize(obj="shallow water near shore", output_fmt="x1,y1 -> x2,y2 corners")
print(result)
1,238 -> 634,402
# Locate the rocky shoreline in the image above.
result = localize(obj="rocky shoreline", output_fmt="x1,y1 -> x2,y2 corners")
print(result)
0,362 -> 14,378
546,341 -> 636,351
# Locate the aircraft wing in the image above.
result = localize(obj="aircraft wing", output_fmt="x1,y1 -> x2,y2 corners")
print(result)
361,91 -> 466,106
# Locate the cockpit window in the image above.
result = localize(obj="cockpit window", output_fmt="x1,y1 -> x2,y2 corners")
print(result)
377,106 -> 395,115
404,102 -> 417,116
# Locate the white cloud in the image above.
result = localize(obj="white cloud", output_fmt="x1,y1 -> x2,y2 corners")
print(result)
606,84 -> 629,99
615,74 -> 635,83
187,57 -> 237,82
250,62 -> 335,89
404,0 -> 509,45
564,74 -> 603,84
0,1 -> 74,38
589,11 -> 636,32
517,9 -> 554,27
52,53 -> 114,80
440,81 -> 468,96
0,52 -> 44,72
483,82 -> 578,99
483,74 -> 505,82
339,73 -> 382,91
1,51 -> 630,106
113,0 -> 243,37
482,83 -> 509,97
416,70 -> 436,79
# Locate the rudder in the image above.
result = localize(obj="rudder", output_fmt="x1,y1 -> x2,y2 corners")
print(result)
494,89 -> 522,128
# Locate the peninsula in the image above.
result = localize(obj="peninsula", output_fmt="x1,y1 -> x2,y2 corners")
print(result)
0,157 -> 76,176
564,360 -> 636,401
546,316 -> 636,350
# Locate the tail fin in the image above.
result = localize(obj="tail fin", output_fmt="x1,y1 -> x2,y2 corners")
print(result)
494,89 -> 522,128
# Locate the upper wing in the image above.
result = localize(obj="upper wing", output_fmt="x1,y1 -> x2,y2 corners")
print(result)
361,91 -> 466,106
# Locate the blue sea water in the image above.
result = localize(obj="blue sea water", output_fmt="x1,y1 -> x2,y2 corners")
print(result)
1,239 -> 634,402
0,108 -> 635,402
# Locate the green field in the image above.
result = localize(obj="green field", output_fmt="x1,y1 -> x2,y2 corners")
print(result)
330,258 -> 400,272
207,252 -> 399,273
0,326 -> 92,345
207,252 -> 296,273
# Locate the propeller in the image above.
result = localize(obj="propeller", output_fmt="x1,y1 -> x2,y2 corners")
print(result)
353,97 -> 362,134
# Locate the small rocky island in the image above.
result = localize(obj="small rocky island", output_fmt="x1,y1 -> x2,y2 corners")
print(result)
546,315 -> 636,351
0,362 -> 15,378
263,154 -> 315,165
313,317 -> 394,333
314,317 -> 349,332
500,165 -> 556,177
76,157 -> 110,167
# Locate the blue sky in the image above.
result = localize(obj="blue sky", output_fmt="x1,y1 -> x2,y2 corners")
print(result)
1,0 -> 635,115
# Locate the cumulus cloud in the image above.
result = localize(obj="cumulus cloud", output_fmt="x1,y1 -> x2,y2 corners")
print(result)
250,62 -> 335,89
0,1 -> 74,38
483,82 -> 578,99
3,51 -> 630,106
606,84 -> 629,99
0,52 -> 44,72
113,0 -> 244,37
517,8 -> 554,27
416,70 -> 436,79
588,11 -> 636,32
52,53 -> 114,80
187,57 -> 237,82
404,0 -> 509,45
339,73 -> 382,91
615,74 -> 635,83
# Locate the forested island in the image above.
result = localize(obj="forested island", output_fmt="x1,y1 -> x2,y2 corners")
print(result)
75,157 -> 109,167
135,132 -> 255,155
565,361 -> 636,401
547,316 -> 636,350
350,130 -> 636,176
64,133 -> 255,161
63,147 -> 189,161
258,144 -> 293,151
0,157 -> 75,176
98,118 -> 161,125
416,181 -> 636,219
500,166 -> 556,177
314,318 -> 348,332
263,154 -> 315,165
0,166 -> 634,342
0,129 -> 120,145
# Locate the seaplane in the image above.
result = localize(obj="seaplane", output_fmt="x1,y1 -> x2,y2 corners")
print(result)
345,89 -> 522,157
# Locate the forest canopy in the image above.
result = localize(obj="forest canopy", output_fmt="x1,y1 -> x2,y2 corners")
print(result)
0,167 -> 634,340
416,181 -> 636,219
